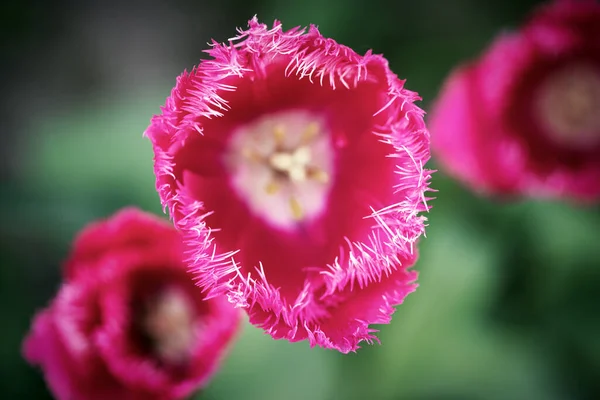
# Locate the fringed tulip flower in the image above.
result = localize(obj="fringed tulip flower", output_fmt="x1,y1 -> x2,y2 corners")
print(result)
23,208 -> 240,400
430,0 -> 600,201
146,18 -> 432,353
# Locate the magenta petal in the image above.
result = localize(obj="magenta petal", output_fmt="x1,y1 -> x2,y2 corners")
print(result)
23,209 -> 241,400
146,18 -> 432,353
430,0 -> 600,202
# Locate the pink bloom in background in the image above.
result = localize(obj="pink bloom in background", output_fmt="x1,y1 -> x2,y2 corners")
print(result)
146,18 -> 432,353
23,208 -> 240,400
430,0 -> 600,201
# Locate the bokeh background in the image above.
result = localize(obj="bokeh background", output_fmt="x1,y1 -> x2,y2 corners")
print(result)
2,0 -> 599,399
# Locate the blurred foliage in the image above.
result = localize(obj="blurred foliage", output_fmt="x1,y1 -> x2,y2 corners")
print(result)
2,1 -> 599,399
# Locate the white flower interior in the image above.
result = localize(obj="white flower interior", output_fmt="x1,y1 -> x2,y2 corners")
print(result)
143,287 -> 197,365
225,110 -> 334,230
535,63 -> 600,149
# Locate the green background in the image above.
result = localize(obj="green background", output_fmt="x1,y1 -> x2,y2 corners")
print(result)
2,0 -> 599,399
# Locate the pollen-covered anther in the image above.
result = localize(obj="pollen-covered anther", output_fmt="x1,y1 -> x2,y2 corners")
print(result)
273,124 -> 286,145
289,197 -> 304,220
226,109 -> 335,229
301,122 -> 320,144
264,181 -> 280,194
536,63 -> 600,148
242,148 -> 263,163
143,287 -> 197,365
307,167 -> 329,183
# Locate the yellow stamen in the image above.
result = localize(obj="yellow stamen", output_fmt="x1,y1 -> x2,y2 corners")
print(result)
301,122 -> 319,144
290,197 -> 303,220
309,168 -> 329,183
273,124 -> 286,145
265,181 -> 280,195
242,148 -> 262,163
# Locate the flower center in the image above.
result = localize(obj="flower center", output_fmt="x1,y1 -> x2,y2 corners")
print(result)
535,63 -> 600,149
142,287 -> 197,365
225,110 -> 334,229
